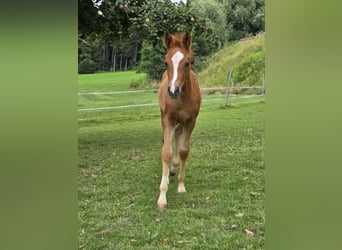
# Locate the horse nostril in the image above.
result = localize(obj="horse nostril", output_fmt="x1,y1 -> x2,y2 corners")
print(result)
174,86 -> 180,95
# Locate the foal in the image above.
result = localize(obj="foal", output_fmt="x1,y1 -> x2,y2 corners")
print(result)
157,31 -> 201,209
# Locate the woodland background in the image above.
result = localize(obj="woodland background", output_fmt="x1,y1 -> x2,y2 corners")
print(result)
78,0 -> 265,79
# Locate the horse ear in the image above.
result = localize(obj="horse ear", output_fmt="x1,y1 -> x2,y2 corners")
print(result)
164,32 -> 173,49
183,31 -> 192,50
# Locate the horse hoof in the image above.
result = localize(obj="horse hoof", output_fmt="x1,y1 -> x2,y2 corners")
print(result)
157,202 -> 167,209
177,185 -> 186,193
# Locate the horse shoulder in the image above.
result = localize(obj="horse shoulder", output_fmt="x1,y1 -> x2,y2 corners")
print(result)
158,71 -> 169,112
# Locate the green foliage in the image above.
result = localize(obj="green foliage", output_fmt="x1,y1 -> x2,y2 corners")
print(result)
133,0 -> 231,80
78,0 -> 265,79
78,58 -> 97,74
118,0 -> 207,44
225,0 -> 265,40
137,40 -> 166,80
191,0 -> 230,48
78,0 -> 101,38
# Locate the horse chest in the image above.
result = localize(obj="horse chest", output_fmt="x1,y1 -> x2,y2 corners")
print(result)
167,103 -> 199,123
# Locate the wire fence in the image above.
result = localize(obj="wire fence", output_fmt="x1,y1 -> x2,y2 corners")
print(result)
78,86 -> 261,96
78,69 -> 265,112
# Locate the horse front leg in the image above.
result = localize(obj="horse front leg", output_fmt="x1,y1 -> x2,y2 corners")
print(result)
157,119 -> 173,209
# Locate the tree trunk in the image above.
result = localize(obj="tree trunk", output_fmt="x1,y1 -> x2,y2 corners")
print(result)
113,48 -> 116,72
120,54 -> 123,71
133,43 -> 138,67
102,43 -> 106,71
111,47 -> 116,72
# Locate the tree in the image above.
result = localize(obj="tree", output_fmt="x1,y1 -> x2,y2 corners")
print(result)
128,0 -> 210,79
191,0 -> 230,53
224,0 -> 265,40
138,41 -> 166,80
78,0 -> 140,72
78,0 -> 101,39
78,0 -> 265,75
124,0 -> 208,44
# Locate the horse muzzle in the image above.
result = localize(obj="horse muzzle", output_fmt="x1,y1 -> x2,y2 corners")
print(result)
167,86 -> 181,99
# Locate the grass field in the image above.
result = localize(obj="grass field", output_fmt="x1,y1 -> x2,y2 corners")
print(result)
78,72 -> 265,249
78,71 -> 147,92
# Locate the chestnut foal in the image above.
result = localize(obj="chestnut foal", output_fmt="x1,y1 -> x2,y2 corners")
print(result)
157,31 -> 201,208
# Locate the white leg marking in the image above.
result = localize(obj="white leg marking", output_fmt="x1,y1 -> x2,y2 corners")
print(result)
177,182 -> 186,193
170,51 -> 184,93
158,175 -> 169,208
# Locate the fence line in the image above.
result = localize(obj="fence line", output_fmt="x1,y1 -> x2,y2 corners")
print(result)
78,95 -> 261,112
79,103 -> 158,111
78,89 -> 156,95
78,86 -> 263,96
79,69 -> 265,111
223,69 -> 265,106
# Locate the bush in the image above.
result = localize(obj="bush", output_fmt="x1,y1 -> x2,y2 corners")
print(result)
78,58 -> 97,74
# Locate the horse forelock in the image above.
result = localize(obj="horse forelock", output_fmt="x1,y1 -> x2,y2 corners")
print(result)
167,33 -> 192,53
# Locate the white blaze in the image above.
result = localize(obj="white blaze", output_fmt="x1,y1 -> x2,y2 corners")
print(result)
170,51 -> 184,93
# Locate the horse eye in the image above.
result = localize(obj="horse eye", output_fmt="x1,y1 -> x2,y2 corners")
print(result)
184,62 -> 190,67
164,62 -> 168,67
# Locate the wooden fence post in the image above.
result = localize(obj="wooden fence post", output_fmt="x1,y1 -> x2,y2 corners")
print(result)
225,68 -> 233,107
262,73 -> 265,101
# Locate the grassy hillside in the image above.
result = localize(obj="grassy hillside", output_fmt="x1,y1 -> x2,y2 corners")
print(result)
198,34 -> 265,88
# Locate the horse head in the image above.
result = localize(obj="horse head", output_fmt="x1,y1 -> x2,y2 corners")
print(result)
164,31 -> 193,99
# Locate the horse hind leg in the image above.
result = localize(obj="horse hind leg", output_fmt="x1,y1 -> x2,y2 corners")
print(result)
177,131 -> 190,193
177,120 -> 195,193
177,146 -> 188,193
170,125 -> 182,176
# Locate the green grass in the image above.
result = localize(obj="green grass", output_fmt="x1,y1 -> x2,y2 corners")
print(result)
78,91 -> 158,109
78,71 -> 147,92
78,72 -> 265,249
